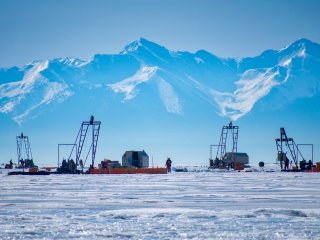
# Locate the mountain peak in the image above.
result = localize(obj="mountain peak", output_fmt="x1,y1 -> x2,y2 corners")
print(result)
282,38 -> 319,54
293,38 -> 314,45
273,38 -> 320,64
138,37 -> 156,45
121,38 -> 169,55
121,38 -> 142,53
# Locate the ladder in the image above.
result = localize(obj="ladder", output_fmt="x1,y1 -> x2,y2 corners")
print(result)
217,126 -> 228,160
75,123 -> 90,166
91,123 -> 101,167
69,116 -> 101,168
216,122 -> 239,164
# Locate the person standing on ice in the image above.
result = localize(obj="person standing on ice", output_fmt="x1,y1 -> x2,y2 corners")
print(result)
166,158 -> 172,172
284,156 -> 289,171
79,159 -> 84,173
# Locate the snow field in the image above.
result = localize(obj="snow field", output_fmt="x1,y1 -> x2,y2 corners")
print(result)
1,172 -> 320,239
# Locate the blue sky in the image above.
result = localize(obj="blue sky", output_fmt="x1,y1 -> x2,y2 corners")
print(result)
0,0 -> 320,166
1,0 -> 320,67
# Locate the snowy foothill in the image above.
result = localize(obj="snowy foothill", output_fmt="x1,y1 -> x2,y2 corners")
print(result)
1,171 -> 320,239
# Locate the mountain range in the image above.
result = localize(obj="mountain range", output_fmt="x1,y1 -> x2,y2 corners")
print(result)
0,38 -> 319,165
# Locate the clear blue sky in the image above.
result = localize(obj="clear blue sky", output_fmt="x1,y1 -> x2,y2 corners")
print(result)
0,0 -> 319,67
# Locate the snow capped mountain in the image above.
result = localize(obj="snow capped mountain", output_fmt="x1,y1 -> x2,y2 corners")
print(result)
214,38 -> 320,120
0,61 -> 73,124
0,37 -> 319,125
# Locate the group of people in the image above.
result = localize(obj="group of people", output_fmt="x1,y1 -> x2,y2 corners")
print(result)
281,155 -> 313,171
58,159 -> 85,173
18,159 -> 35,168
59,159 -> 77,173
300,159 -> 314,171
3,159 -> 36,169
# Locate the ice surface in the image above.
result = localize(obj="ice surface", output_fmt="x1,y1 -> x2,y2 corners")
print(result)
1,172 -> 320,239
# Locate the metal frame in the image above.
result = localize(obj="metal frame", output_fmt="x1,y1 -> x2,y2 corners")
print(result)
275,128 -> 305,169
210,122 -> 239,168
68,116 -> 101,168
58,143 -> 77,167
297,144 -> 313,163
16,133 -> 33,164
216,122 -> 239,162
210,144 -> 220,160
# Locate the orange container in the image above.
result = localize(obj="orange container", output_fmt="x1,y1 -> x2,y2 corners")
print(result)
89,168 -> 103,174
89,167 -> 167,174
234,162 -> 244,171
29,167 -> 38,173
309,167 -> 319,173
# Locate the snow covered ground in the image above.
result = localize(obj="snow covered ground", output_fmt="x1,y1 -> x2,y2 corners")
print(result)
1,172 -> 320,239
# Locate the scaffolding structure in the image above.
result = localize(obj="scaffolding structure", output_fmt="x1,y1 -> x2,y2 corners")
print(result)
68,116 -> 101,168
16,133 -> 33,164
210,122 -> 239,168
275,127 -> 306,170
216,122 -> 239,161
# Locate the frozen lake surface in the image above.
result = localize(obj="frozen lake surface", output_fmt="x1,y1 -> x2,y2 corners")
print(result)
1,172 -> 320,239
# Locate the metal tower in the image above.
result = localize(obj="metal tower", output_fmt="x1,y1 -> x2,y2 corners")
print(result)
16,133 -> 33,164
275,127 -> 304,169
215,121 -> 239,165
69,116 -> 101,168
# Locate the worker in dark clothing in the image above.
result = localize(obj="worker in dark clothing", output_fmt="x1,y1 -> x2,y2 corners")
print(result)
166,158 -> 172,172
61,159 -> 67,168
9,160 -> 13,169
300,159 -> 306,171
308,160 -> 313,170
79,159 -> 84,173
69,159 -> 76,173
284,157 -> 289,171
19,159 -> 25,168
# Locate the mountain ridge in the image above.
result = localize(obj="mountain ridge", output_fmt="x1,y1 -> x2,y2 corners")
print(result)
0,38 -> 319,125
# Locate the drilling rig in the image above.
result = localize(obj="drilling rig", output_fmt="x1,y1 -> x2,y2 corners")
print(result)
210,122 -> 248,169
57,116 -> 101,173
16,133 -> 35,168
275,127 -> 313,171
